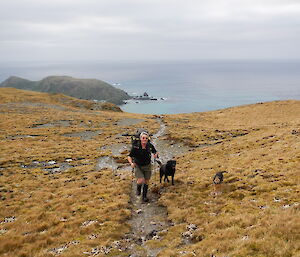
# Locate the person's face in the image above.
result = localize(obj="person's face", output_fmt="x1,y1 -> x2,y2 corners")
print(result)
141,135 -> 148,144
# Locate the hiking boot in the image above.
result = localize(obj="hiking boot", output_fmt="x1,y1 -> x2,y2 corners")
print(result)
142,184 -> 149,202
136,184 -> 142,196
142,196 -> 149,202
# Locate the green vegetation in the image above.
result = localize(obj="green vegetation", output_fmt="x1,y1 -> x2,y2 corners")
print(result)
0,76 -> 131,105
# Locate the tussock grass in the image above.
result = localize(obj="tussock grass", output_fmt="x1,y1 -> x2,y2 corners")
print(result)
156,100 -> 300,256
0,88 -> 158,256
1,88 -> 299,256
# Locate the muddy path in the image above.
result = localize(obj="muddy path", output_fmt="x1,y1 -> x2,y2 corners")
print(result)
95,117 -> 190,256
120,118 -> 191,256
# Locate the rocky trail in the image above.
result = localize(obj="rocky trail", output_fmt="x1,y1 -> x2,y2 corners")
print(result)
13,115 -> 191,256
104,118 -> 191,256
5,111 -> 191,256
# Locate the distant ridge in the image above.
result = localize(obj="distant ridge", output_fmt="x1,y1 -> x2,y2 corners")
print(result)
0,75 -> 131,105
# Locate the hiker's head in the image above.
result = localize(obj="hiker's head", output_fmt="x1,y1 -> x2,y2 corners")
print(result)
140,131 -> 149,143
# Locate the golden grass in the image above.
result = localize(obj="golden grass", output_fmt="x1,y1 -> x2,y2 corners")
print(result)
0,88 -> 158,256
156,100 -> 300,257
1,88 -> 299,256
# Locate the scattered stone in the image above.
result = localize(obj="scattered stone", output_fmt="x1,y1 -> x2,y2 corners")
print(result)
46,168 -> 61,174
179,251 -> 196,256
90,248 -> 101,255
81,220 -> 98,227
97,246 -> 112,254
179,251 -> 189,255
182,223 -> 203,244
182,230 -> 193,239
259,205 -> 268,209
1,216 -> 16,224
88,234 -> 98,240
0,229 -> 7,235
186,223 -> 197,231
146,230 -> 158,240
242,235 -> 249,240
48,245 -> 67,255
136,209 -> 142,214
47,241 -> 79,256
135,238 -> 143,245
111,240 -> 122,249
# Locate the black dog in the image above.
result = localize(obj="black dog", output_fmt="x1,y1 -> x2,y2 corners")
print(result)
213,171 -> 227,185
213,171 -> 228,195
159,160 -> 177,185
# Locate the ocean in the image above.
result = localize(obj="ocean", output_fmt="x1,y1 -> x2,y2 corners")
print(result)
1,60 -> 300,114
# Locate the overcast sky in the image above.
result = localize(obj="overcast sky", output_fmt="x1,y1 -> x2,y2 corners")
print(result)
1,0 -> 300,63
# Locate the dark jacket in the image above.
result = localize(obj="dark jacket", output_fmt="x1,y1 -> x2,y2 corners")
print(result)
129,142 -> 157,166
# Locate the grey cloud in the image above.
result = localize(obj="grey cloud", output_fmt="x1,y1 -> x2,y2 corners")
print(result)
1,0 -> 300,62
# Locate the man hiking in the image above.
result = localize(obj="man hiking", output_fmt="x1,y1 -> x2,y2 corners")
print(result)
128,131 -> 158,202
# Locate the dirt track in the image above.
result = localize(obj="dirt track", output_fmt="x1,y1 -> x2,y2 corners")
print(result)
109,118 -> 191,256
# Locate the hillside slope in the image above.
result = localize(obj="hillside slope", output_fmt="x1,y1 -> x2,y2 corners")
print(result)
0,75 -> 130,105
0,88 -> 158,257
0,87 -> 123,112
158,100 -> 300,256
0,89 -> 299,257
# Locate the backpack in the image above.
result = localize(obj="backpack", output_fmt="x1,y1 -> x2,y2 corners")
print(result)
123,129 -> 160,164
123,128 -> 152,151
131,128 -> 151,150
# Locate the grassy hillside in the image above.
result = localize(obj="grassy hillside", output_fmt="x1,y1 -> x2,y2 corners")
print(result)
0,88 -> 299,257
158,100 -> 300,256
0,88 -> 159,257
0,87 -> 123,112
0,75 -> 130,105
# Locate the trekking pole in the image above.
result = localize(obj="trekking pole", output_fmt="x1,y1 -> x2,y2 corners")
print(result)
154,158 -> 160,185
186,165 -> 188,201
131,167 -> 134,181
155,162 -> 158,186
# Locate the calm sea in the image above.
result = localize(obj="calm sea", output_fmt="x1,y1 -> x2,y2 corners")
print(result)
1,60 -> 300,114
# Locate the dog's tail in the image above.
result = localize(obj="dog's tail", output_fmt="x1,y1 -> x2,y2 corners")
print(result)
155,158 -> 162,166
